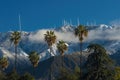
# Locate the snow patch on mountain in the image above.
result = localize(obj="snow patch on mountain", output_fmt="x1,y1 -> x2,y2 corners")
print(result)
0,47 -> 14,59
60,25 -> 74,32
99,24 -> 113,30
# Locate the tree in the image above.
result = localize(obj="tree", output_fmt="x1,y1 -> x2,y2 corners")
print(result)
57,40 -> 68,56
0,56 -> 9,71
74,25 -> 88,78
0,71 -> 6,80
44,30 -> 56,80
57,66 -> 80,80
74,66 -> 80,80
6,71 -> 35,80
10,31 -> 21,70
19,72 -> 35,80
44,31 -> 56,56
114,67 -> 120,80
28,51 -> 39,77
57,40 -> 68,68
28,51 -> 40,68
6,70 -> 20,80
83,44 -> 114,80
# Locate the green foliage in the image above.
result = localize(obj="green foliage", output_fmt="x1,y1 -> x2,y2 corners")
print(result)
57,66 -> 80,80
29,51 -> 40,68
5,71 -> 35,80
44,31 -> 56,46
19,72 -> 35,80
83,44 -> 115,80
114,67 -> 120,80
6,70 -> 20,80
74,25 -> 88,42
0,71 -> 6,80
0,57 -> 9,70
57,40 -> 68,56
74,66 -> 80,78
10,31 -> 21,46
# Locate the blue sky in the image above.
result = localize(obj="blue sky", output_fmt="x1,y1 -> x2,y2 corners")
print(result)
0,0 -> 120,32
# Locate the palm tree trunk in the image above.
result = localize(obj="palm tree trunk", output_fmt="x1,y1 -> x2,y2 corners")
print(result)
15,45 -> 17,71
33,67 -> 35,77
49,46 -> 52,80
62,56 -> 63,68
80,41 -> 82,80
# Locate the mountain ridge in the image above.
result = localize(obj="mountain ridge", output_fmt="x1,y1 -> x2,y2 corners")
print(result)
0,24 -> 120,68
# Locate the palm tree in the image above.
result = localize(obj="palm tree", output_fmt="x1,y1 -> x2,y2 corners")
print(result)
44,31 -> 56,56
28,51 -> 40,78
44,30 -> 56,80
0,56 -> 9,71
28,51 -> 40,68
57,40 -> 68,67
57,40 -> 68,56
74,25 -> 88,79
10,31 -> 21,70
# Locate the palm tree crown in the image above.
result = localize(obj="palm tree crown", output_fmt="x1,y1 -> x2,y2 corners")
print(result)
44,31 -> 56,46
57,40 -> 68,56
28,51 -> 40,68
10,31 -> 21,46
74,25 -> 88,42
0,57 -> 9,70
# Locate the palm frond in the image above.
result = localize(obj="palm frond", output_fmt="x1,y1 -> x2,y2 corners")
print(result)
74,24 -> 88,42
44,30 -> 56,46
28,51 -> 40,68
0,57 -> 9,69
10,31 -> 21,45
57,40 -> 68,56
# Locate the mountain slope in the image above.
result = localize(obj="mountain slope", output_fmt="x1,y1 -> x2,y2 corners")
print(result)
22,53 -> 83,80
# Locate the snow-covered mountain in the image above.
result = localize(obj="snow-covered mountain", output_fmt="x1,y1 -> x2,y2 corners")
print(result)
0,24 -> 120,68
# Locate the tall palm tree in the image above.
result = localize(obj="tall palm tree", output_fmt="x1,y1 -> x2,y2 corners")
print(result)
44,30 -> 56,80
74,25 -> 88,79
10,31 -> 21,70
57,40 -> 68,67
0,56 -> 9,71
28,51 -> 40,68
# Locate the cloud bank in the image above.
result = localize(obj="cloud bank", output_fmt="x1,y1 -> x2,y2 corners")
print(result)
28,27 -> 120,43
28,29 -> 79,43
87,29 -> 120,42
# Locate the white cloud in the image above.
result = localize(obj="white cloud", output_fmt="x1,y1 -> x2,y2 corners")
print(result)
28,29 -> 48,42
28,29 -> 79,43
54,31 -> 78,42
86,29 -> 120,41
28,26 -> 120,43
